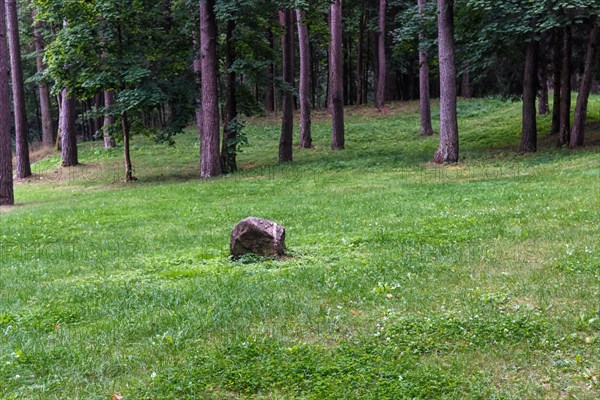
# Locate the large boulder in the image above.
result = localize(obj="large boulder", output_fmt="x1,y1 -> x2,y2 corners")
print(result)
230,217 -> 286,259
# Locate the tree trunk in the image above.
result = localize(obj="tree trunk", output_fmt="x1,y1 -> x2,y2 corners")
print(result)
0,0 -> 13,205
461,72 -> 472,98
221,19 -> 237,173
519,38 -> 539,153
375,0 -> 386,110
537,65 -> 549,115
418,0 -> 433,136
32,11 -> 54,148
264,28 -> 275,113
192,31 -> 203,136
199,0 -> 221,178
330,0 -> 345,150
434,0 -> 458,163
279,9 -> 294,163
296,9 -> 312,149
550,28 -> 562,134
121,112 -> 134,181
558,26 -> 572,146
103,91 -> 116,148
60,88 -> 78,167
570,24 -> 599,148
355,0 -> 366,105
7,0 -> 30,178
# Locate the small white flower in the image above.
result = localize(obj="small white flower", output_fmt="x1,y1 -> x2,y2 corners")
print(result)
151,372 -> 157,379
14,374 -> 20,379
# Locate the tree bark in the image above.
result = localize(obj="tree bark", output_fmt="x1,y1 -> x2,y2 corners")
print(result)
32,11 -> 54,148
537,67 -> 549,115
375,0 -> 386,110
355,0 -> 366,105
558,26 -> 572,146
199,0 -> 221,178
434,0 -> 458,163
550,28 -> 562,134
330,0 -> 345,150
519,38 -> 539,153
192,31 -> 203,136
7,0 -> 30,178
103,91 -> 116,148
279,9 -> 294,163
418,0 -> 433,136
221,19 -> 237,173
121,112 -> 134,181
264,28 -> 275,112
0,0 -> 13,205
460,72 -> 472,98
570,24 -> 599,148
296,9 -> 312,149
60,88 -> 78,167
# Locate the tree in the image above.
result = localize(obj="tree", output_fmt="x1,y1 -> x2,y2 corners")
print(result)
31,10 -> 54,148
418,0 -> 433,136
279,9 -> 294,163
375,0 -> 386,110
296,8 -> 312,148
200,0 -> 221,177
519,36 -> 539,153
7,0 -> 31,178
59,88 -> 78,166
103,91 -> 116,148
330,0 -> 344,150
558,25 -> 572,146
570,22 -> 599,148
0,0 -> 13,205
221,19 -> 237,173
550,27 -> 562,135
434,0 -> 458,163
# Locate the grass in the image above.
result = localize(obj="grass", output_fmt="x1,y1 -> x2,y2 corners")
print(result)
0,95 -> 599,399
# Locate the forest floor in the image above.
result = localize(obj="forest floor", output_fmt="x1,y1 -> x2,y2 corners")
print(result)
1,96 -> 599,399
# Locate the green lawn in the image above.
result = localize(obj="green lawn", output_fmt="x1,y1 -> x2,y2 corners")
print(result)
1,96 -> 599,399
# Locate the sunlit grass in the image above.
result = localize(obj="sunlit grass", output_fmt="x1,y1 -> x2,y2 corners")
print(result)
0,96 -> 598,399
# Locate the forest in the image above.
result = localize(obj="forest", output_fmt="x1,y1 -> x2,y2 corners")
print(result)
0,0 -> 598,198
0,0 -> 599,398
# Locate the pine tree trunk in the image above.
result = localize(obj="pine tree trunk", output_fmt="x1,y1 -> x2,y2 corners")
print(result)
32,11 -> 54,148
418,0 -> 433,136
199,0 -> 221,178
550,28 -> 562,134
121,112 -> 134,181
60,88 -> 78,167
375,0 -> 386,110
434,0 -> 458,163
330,0 -> 345,150
537,65 -> 549,115
279,9 -> 294,163
558,26 -> 572,146
570,24 -> 599,148
355,0 -> 366,105
192,31 -> 203,136
7,0 -> 30,178
264,28 -> 275,113
519,38 -> 539,153
296,9 -> 312,149
221,19 -> 237,173
103,91 -> 116,148
0,0 -> 13,205
461,72 -> 472,98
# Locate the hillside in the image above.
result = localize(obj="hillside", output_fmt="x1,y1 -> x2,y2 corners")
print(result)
1,97 -> 599,399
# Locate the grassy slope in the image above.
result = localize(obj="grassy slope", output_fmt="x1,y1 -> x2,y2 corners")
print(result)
0,96 -> 599,399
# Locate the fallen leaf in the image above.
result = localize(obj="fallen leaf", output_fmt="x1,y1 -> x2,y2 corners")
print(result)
112,394 -> 123,400
386,293 -> 394,299
350,309 -> 360,316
